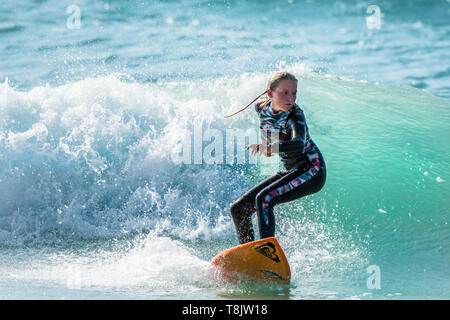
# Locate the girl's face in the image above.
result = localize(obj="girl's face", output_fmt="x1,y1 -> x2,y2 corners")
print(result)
268,79 -> 297,112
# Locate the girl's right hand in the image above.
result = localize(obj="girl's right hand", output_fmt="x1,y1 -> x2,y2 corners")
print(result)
246,144 -> 273,157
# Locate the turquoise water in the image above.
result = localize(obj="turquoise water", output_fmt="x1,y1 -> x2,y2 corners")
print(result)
0,0 -> 449,299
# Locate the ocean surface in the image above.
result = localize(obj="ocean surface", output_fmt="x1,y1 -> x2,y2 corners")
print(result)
0,0 -> 449,299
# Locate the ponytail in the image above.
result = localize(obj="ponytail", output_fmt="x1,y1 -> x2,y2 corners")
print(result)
224,89 -> 268,118
224,71 -> 297,118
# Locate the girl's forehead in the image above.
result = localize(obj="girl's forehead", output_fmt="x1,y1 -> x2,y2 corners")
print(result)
274,79 -> 298,90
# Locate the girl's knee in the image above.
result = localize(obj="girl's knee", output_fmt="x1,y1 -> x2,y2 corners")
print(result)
255,191 -> 272,208
230,201 -> 240,217
315,168 -> 327,192
230,199 -> 250,219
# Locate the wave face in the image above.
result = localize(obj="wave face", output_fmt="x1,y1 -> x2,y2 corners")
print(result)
0,67 -> 448,298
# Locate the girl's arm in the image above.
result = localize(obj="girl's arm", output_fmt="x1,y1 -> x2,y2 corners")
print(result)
246,143 -> 272,157
270,109 -> 307,153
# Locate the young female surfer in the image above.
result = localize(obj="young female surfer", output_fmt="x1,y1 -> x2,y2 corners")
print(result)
226,71 -> 326,244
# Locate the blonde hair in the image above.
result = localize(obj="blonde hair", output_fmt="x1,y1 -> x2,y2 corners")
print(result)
224,71 -> 298,118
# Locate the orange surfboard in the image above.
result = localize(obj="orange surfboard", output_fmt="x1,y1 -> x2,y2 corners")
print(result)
211,237 -> 291,284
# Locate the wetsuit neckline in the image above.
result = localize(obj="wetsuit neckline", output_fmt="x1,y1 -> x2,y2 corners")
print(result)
268,101 -> 296,116
268,102 -> 286,116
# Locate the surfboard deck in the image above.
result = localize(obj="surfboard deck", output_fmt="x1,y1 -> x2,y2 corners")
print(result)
211,237 -> 291,284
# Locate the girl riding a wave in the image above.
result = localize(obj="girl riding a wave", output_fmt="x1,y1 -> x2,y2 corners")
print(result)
227,71 -> 327,244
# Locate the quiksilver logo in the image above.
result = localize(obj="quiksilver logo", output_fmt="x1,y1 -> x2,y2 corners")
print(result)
254,242 -> 280,263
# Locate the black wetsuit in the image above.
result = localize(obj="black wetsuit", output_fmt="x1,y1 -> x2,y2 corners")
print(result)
230,102 -> 326,244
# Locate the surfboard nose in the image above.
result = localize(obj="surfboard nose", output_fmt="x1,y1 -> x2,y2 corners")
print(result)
211,237 -> 291,284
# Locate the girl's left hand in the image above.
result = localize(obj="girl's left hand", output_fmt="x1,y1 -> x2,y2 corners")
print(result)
246,143 -> 272,157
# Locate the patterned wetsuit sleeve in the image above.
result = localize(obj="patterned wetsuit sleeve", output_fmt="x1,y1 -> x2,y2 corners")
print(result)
254,101 -> 262,112
271,109 -> 307,153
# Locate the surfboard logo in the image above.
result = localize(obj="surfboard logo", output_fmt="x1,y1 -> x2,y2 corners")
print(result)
254,242 -> 280,263
259,270 -> 285,280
